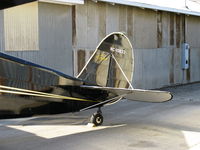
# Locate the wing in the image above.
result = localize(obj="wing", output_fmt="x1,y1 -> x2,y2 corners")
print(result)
80,85 -> 172,102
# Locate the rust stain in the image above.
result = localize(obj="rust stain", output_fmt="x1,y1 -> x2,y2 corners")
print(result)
170,13 -> 174,46
72,6 -> 76,46
176,15 -> 181,48
182,15 -> 186,43
77,50 -> 86,74
157,11 -> 162,48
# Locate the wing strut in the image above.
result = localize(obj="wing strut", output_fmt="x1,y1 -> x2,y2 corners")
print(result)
80,95 -> 124,112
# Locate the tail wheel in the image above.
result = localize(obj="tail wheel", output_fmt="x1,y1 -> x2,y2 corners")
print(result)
90,112 -> 103,126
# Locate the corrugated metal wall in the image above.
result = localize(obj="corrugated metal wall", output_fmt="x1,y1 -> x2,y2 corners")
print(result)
0,0 -> 199,89
73,0 -> 200,89
4,2 -> 39,51
0,2 -> 73,75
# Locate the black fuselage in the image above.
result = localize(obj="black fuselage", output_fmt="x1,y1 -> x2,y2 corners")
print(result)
0,53 -> 111,119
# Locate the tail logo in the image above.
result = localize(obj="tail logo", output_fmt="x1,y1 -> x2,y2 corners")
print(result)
94,52 -> 109,63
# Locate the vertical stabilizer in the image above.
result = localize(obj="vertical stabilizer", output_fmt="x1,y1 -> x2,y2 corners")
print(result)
77,32 -> 134,89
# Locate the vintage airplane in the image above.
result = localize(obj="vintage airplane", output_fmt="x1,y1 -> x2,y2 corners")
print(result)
0,31 -> 172,126
0,1 -> 172,126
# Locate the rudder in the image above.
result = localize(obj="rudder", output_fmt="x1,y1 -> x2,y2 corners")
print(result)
77,32 -> 134,89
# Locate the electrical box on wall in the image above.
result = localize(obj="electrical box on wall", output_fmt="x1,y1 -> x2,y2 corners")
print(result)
182,43 -> 190,70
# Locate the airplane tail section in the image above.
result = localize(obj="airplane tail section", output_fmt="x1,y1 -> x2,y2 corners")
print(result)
77,32 -> 134,89
80,85 -> 173,103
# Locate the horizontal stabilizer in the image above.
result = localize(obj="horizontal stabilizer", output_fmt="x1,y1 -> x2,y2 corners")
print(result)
124,89 -> 172,102
80,85 -> 172,103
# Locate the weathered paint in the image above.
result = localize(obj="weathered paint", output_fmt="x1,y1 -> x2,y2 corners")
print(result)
72,5 -> 76,46
170,13 -> 174,46
161,12 -> 170,47
157,11 -> 162,48
182,15 -> 186,43
73,1 -> 200,89
133,8 -> 157,49
176,15 -> 181,48
77,50 -> 85,74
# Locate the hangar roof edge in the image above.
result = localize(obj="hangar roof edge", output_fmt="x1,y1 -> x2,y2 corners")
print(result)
98,0 -> 200,17
39,0 -> 84,5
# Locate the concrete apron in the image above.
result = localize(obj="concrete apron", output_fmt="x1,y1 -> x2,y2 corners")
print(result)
0,83 -> 200,150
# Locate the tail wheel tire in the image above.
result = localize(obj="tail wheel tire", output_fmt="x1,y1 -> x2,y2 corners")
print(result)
90,113 -> 103,126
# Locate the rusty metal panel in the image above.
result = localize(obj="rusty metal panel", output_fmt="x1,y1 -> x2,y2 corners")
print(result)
170,13 -> 174,46
181,15 -> 186,43
4,2 -> 39,51
157,11 -> 162,48
72,5 -> 76,46
176,14 -> 181,48
77,50 -> 86,74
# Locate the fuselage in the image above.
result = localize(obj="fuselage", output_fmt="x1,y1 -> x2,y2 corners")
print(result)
0,52 -> 113,119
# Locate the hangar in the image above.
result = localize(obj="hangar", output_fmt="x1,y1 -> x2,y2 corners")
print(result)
0,0 -> 200,89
